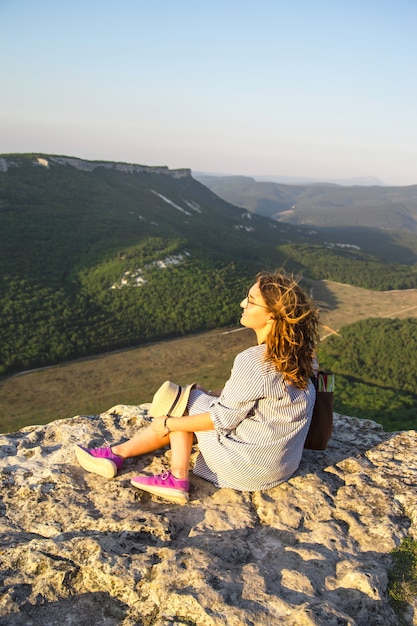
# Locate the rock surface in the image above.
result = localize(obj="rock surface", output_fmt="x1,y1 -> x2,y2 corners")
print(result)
0,406 -> 416,626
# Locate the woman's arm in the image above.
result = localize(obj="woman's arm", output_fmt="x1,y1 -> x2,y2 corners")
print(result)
151,412 -> 214,437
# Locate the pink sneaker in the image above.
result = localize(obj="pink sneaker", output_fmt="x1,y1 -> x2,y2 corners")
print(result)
75,445 -> 124,479
131,471 -> 189,504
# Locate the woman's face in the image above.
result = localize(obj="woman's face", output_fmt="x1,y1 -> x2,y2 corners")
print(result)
240,282 -> 272,340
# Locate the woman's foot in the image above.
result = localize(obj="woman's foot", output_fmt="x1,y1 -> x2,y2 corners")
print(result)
131,470 -> 189,504
75,445 -> 124,479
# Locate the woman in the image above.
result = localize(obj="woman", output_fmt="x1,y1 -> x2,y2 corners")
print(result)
75,270 -> 320,504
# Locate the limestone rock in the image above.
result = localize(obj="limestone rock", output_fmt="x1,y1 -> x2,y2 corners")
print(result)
0,407 -> 416,625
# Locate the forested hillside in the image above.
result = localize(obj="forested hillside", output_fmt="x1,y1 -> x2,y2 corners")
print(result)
318,318 -> 417,430
280,244 -> 417,290
0,154 -> 290,375
1,153 -> 417,379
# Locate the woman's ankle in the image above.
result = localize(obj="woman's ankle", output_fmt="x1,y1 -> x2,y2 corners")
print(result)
171,468 -> 189,480
110,446 -> 125,459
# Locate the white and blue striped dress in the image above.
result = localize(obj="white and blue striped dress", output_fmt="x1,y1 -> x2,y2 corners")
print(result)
187,344 -> 315,491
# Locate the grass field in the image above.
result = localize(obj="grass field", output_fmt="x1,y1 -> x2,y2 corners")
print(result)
311,279 -> 417,332
2,279 -> 417,434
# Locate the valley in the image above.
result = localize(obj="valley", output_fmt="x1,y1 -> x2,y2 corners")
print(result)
1,154 -> 417,434
1,279 -> 417,434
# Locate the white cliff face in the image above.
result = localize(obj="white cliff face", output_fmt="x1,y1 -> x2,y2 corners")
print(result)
0,408 -> 416,626
42,156 -> 191,177
0,155 -> 191,178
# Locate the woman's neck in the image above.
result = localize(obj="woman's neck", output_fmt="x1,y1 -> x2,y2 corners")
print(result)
255,327 -> 270,345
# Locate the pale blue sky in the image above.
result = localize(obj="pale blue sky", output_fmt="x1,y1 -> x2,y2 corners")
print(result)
1,0 -> 416,185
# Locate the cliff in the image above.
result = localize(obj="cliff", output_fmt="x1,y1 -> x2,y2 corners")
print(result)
0,155 -> 191,178
0,405 -> 416,625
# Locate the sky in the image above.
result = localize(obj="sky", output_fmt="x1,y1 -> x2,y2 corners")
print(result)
1,0 -> 416,186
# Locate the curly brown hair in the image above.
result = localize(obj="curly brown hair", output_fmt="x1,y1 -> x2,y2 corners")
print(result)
257,270 -> 319,389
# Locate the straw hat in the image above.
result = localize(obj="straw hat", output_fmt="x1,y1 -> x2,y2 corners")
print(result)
150,380 -> 196,418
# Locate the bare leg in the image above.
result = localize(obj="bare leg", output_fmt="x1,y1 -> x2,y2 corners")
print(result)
169,431 -> 194,479
112,424 -> 170,458
112,425 -> 193,480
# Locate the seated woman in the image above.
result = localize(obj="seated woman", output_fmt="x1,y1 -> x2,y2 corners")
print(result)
75,270 -> 320,504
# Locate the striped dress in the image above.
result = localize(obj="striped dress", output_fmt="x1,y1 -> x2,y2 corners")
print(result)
187,344 -> 315,491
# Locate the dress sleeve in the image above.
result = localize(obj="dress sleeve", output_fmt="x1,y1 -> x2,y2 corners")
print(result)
208,348 -> 266,435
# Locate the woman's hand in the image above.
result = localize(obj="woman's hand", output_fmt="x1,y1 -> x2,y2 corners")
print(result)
151,416 -> 169,438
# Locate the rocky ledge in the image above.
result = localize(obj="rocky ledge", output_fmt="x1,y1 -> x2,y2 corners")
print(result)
0,407 -> 416,626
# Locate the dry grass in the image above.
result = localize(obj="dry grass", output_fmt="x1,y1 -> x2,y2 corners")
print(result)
0,328 -> 255,434
2,279 -> 417,434
310,279 -> 417,332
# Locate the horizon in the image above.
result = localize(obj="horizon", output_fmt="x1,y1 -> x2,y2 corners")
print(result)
1,1 -> 416,187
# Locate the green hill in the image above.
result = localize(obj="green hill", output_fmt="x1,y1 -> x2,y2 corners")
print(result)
0,154 -> 286,375
318,318 -> 417,431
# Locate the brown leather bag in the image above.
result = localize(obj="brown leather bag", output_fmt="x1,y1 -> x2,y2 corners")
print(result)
304,372 -> 334,450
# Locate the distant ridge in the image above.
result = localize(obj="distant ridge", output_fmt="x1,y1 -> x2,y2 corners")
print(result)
254,175 -> 386,186
194,172 -> 417,233
193,171 -> 386,187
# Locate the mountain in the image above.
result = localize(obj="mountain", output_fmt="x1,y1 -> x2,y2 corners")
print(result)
253,175 -> 386,186
0,155 -> 280,288
194,171 -> 386,186
1,153 -> 417,378
0,153 -> 290,375
194,174 -> 417,234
